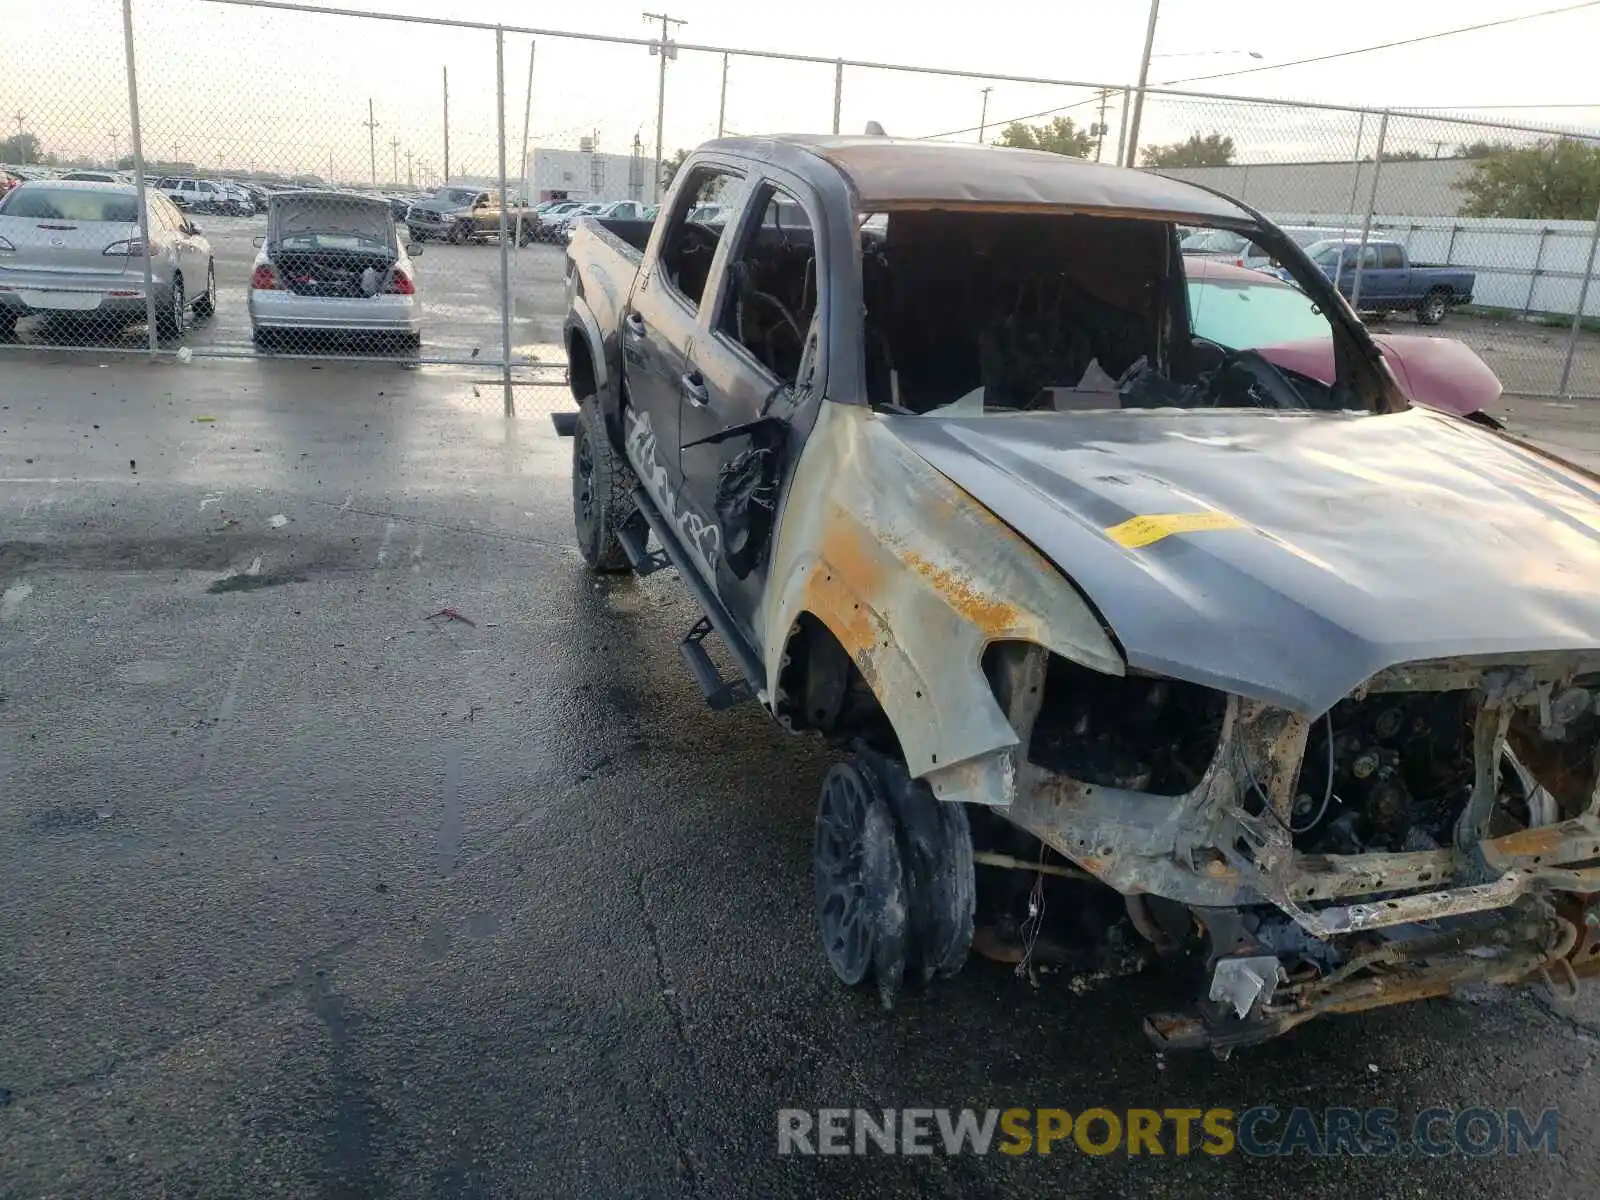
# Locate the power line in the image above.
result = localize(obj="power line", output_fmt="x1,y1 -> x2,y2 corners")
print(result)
1160,0 -> 1600,86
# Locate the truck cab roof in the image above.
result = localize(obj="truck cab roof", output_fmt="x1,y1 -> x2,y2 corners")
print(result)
702,134 -> 1254,224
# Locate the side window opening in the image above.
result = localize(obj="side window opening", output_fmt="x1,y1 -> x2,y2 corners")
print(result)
1379,244 -> 1405,270
715,185 -> 818,386
660,166 -> 743,311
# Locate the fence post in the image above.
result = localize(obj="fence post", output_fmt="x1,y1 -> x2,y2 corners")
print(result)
495,26 -> 514,417
513,39 -> 535,255
1351,109 -> 1389,314
1558,194 -> 1600,399
120,0 -> 158,357
1340,111 -> 1366,240
832,60 -> 843,135
1524,227 -> 1550,317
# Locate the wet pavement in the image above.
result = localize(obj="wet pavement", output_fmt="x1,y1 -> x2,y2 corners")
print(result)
5,354 -> 1600,1198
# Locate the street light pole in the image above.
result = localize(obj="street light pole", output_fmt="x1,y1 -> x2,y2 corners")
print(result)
363,99 -> 380,187
1123,0 -> 1160,167
643,11 -> 685,204
978,86 -> 992,144
442,66 -> 451,183
390,136 -> 400,187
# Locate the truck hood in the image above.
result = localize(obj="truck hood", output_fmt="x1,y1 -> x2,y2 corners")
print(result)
883,407 -> 1600,713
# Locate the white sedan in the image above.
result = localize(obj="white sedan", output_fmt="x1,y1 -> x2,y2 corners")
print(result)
248,191 -> 421,349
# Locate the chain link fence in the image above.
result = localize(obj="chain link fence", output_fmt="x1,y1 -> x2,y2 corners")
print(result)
4,0 -> 1599,407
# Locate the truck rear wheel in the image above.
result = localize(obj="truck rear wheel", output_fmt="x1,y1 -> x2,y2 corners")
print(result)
572,396 -> 645,572
1417,288 -> 1450,326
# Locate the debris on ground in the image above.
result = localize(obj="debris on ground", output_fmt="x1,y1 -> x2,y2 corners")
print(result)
426,607 -> 477,628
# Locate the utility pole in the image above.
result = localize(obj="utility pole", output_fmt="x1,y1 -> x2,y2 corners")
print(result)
328,148 -> 334,186
442,66 -> 451,183
109,129 -> 121,167
390,136 -> 401,186
405,148 -> 414,187
977,87 -> 992,144
1124,0 -> 1161,167
1093,89 -> 1110,162
717,52 -> 729,139
363,99 -> 380,187
643,10 -> 685,204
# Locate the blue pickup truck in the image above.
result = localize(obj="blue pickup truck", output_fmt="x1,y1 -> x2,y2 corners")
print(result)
1300,238 -> 1474,325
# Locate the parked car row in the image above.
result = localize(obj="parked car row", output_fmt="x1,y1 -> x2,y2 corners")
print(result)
0,179 -> 422,348
403,191 -> 659,246
152,177 -> 276,216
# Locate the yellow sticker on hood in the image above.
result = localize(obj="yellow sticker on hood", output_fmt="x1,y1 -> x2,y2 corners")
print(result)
1105,510 -> 1244,549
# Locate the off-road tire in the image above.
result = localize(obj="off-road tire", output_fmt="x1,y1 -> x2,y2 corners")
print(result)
572,396 -> 645,572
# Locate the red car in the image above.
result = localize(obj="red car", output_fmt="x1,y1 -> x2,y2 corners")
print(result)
1186,258 -> 1502,426
0,171 -> 20,200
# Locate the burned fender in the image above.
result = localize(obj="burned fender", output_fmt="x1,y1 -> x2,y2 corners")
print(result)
760,403 -> 1122,806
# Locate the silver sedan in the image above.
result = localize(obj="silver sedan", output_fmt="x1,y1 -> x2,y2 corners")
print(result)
0,179 -> 214,340
248,191 -> 422,348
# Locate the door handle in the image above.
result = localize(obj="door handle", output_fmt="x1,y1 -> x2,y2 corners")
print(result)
680,371 -> 709,406
624,312 -> 646,339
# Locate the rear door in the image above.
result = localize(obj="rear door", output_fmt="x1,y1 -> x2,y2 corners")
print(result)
677,176 -> 824,629
1360,243 -> 1407,305
621,162 -> 747,578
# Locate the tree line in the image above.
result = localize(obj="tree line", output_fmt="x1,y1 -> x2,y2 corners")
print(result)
987,117 -> 1600,221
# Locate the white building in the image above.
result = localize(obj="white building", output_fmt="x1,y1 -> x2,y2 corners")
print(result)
524,145 -> 649,203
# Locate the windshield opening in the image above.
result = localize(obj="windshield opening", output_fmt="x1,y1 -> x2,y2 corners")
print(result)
859,214 -> 1388,418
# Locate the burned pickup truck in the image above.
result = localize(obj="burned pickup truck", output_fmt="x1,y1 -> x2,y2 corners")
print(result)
557,134 -> 1600,1052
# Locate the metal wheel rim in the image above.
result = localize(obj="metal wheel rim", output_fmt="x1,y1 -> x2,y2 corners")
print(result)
815,766 -> 873,984
1425,294 -> 1445,321
574,427 -> 597,534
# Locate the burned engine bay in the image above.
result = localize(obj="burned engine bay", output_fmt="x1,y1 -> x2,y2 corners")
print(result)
969,641 -> 1600,1050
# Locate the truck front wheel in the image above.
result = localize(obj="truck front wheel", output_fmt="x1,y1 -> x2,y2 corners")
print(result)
814,751 -> 974,1009
573,396 -> 645,572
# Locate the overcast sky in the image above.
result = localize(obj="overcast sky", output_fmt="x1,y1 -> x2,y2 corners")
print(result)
8,0 -> 1600,183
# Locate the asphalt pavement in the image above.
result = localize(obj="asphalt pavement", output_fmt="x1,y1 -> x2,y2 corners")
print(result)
5,354 -> 1600,1198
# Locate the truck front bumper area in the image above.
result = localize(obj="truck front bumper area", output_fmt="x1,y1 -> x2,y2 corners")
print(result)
959,645 -> 1600,1050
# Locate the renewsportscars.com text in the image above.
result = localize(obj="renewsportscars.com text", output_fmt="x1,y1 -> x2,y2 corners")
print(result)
777,1106 -> 1559,1158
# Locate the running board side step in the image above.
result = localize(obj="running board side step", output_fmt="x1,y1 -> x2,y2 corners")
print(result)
615,520 -> 671,577
630,485 -> 764,712
680,617 -> 755,711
